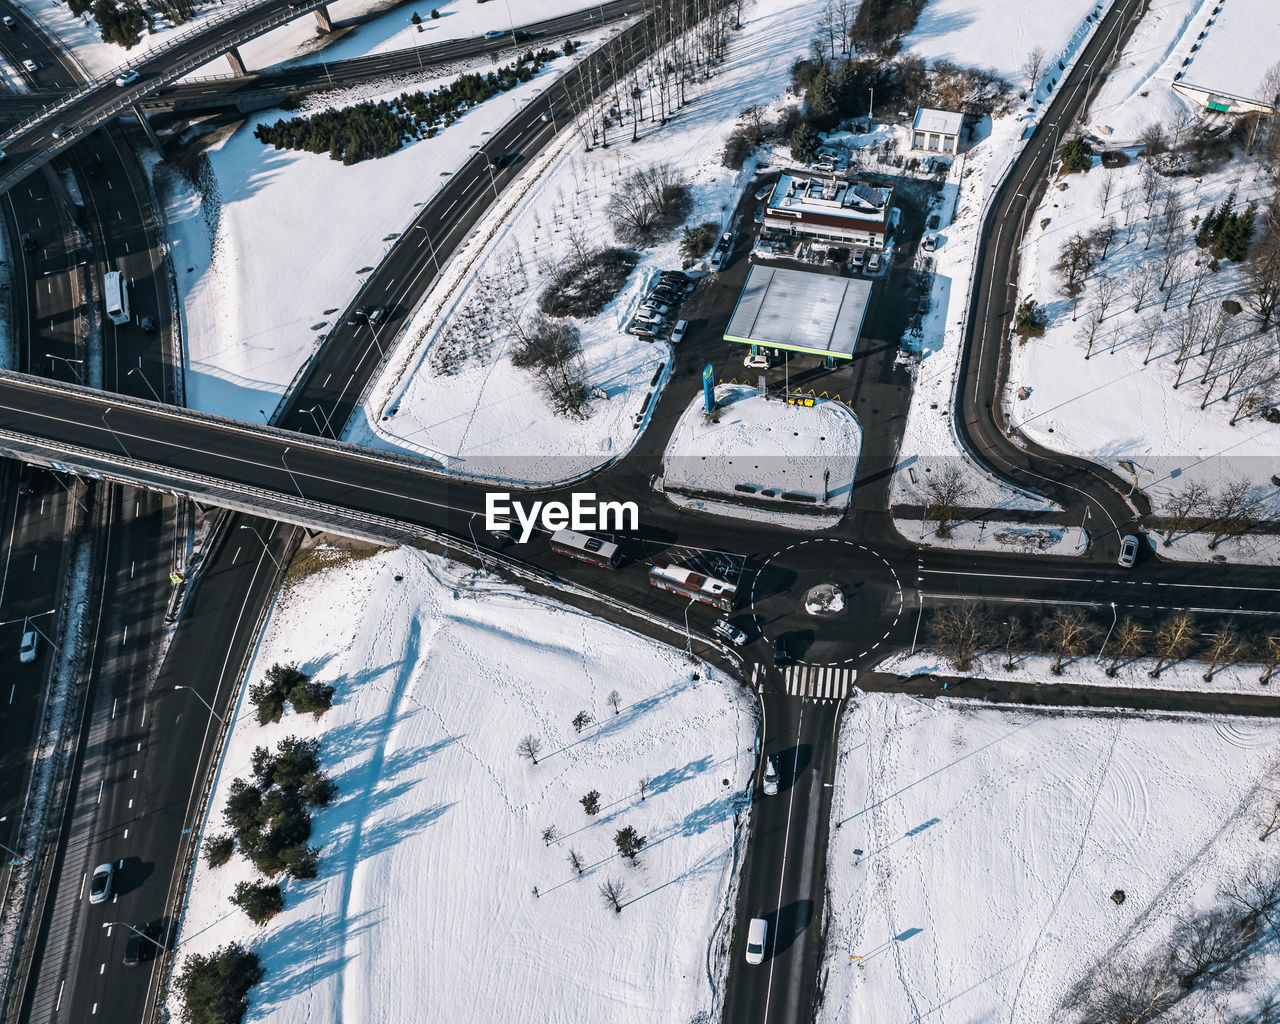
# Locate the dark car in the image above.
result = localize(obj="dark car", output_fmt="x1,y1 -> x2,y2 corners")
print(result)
366,305 -> 388,326
139,314 -> 157,332
773,635 -> 790,668
123,921 -> 164,965
346,307 -> 369,326
649,286 -> 680,304
21,233 -> 35,253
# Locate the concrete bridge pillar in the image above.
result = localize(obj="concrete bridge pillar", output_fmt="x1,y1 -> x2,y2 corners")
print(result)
313,5 -> 332,33
131,105 -> 163,153
225,45 -> 248,77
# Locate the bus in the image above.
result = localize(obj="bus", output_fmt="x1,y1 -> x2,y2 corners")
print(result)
103,271 -> 130,326
549,529 -> 621,570
648,562 -> 736,612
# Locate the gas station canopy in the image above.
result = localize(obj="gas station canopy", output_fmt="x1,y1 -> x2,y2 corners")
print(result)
723,265 -> 871,360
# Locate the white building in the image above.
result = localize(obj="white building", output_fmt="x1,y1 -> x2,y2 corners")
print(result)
761,172 -> 894,249
911,108 -> 963,154
1171,0 -> 1280,116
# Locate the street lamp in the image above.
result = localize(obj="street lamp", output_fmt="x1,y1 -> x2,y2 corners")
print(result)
1097,601 -> 1119,664
683,596 -> 696,654
467,513 -> 488,570
46,353 -> 83,383
239,524 -> 282,571
102,921 -> 165,952
413,224 -> 441,276
302,407 -> 327,438
280,446 -> 305,500
0,837 -> 25,865
101,407 -> 131,459
174,685 -> 224,723
127,366 -> 162,403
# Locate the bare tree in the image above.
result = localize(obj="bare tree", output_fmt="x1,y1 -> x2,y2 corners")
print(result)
568,847 -> 585,875
1000,616 -> 1025,670
1158,187 -> 1184,257
1038,607 -> 1096,674
1055,232 -> 1096,295
1206,479 -> 1264,550
542,825 -> 560,846
924,464 -> 971,537
1202,623 -> 1245,681
1159,243 -> 1185,294
1140,159 -> 1162,216
607,689 -> 622,715
1139,313 -> 1161,364
1097,169 -> 1117,216
1093,220 -> 1118,262
1096,275 -> 1119,321
1221,863 -> 1280,930
1150,611 -> 1196,676
638,774 -> 653,801
1129,261 -> 1155,313
1078,307 -> 1105,359
1063,955 -> 1179,1024
1168,908 -> 1256,990
1183,259 -> 1210,309
1021,45 -> 1046,96
928,602 -> 991,671
1260,635 -> 1280,685
572,710 -> 594,734
1161,253 -> 1187,312
1246,229 -> 1280,326
1106,618 -> 1145,677
1171,308 -> 1203,387
1230,351 -> 1277,425
1161,482 -> 1210,544
599,876 -> 628,913
1139,122 -> 1167,159
517,735 -> 543,764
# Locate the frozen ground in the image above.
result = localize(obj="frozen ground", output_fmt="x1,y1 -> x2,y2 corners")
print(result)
1154,528 -> 1280,567
154,51 -> 587,421
662,384 -> 860,523
1007,152 -> 1280,508
350,0 -> 842,484
1085,0 -> 1206,143
227,0 -> 611,76
819,693 -> 1280,1024
883,648 -> 1278,697
889,5 -> 1120,517
898,519 -> 1088,555
168,544 -> 756,1024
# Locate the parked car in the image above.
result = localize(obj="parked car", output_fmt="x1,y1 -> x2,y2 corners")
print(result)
122,921 -> 164,966
745,917 -> 768,964
367,305 -> 388,326
917,296 -> 930,315
19,629 -> 38,664
712,618 -> 746,645
3,15 -> 17,29
627,320 -> 658,338
1118,534 -> 1140,568
743,352 -> 770,370
772,635 -> 791,667
867,251 -> 882,272
22,59 -> 38,72
90,862 -> 116,904
850,249 -> 865,268
639,301 -> 670,317
670,319 -> 688,344
634,309 -> 665,326
649,286 -> 680,303
115,69 -> 140,87
484,28 -> 506,39
922,234 -> 940,252
51,123 -> 70,139
345,307 -> 369,325
762,756 -> 779,796
21,233 -> 35,253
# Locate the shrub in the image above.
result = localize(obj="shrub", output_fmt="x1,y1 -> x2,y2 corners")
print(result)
281,844 -> 320,879
176,943 -> 263,1024
608,164 -> 691,245
722,128 -> 753,169
1014,298 -> 1048,338
249,681 -> 284,726
681,222 -> 719,265
223,780 -> 263,837
287,678 -> 334,717
1059,137 -> 1092,173
203,833 -> 235,869
540,247 -> 637,318
231,881 -> 285,925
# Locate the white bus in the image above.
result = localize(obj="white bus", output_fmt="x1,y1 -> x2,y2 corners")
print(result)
103,271 -> 129,326
549,529 -> 621,570
648,562 -> 736,612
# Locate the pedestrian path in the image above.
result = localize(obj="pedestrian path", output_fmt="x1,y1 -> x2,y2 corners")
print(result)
753,662 -> 856,700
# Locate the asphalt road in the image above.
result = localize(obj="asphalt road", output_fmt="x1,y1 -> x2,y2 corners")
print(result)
956,0 -> 1153,558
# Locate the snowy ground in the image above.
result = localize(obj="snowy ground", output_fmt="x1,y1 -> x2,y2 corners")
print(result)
1007,152 -> 1280,509
819,693 -> 1280,1024
349,0 -> 840,484
899,519 -> 1088,555
1085,0 -> 1207,144
168,544 -> 756,1024
883,648 -> 1278,697
1155,528 -> 1280,567
888,4 -> 1119,517
154,49 -> 591,421
662,384 -> 861,524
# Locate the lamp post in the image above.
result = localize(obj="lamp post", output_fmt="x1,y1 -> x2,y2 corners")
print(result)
1096,601 -> 1119,664
101,921 -> 165,951
0,837 -> 24,865
101,407 -> 131,459
174,685 -> 224,723
239,524 -> 281,570
467,514 -> 488,571
280,446 -> 305,500
303,407 -> 327,438
46,353 -> 83,383
683,596 -> 695,654
127,366 -> 162,403
413,224 -> 441,275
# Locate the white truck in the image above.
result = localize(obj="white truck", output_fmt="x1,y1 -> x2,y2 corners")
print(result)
103,270 -> 130,326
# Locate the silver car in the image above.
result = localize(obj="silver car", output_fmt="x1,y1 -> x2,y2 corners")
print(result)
762,756 -> 779,797
1118,534 -> 1139,568
90,862 -> 116,904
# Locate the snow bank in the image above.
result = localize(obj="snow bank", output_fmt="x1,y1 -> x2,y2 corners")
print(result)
900,518 -> 1088,555
819,693 -> 1280,1024
168,545 -> 756,1024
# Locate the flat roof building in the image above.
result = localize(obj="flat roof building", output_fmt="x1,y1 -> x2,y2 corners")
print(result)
761,173 -> 894,249
912,108 -> 963,154
723,265 -> 871,360
1171,0 -> 1280,115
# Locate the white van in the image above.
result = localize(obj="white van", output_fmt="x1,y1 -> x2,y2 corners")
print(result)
745,917 -> 767,964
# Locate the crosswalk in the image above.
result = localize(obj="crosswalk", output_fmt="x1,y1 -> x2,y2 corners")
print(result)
753,663 -> 857,700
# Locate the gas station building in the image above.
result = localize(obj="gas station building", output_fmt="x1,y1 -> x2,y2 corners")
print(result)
723,265 -> 872,365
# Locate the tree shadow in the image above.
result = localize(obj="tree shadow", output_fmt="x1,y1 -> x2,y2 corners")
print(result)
768,900 -> 813,958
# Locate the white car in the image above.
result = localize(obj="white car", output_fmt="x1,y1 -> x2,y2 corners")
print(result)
115,69 -> 140,87
639,301 -> 670,317
90,862 -> 116,904
1118,534 -> 1140,568
22,59 -> 38,72
851,248 -> 865,268
762,756 -> 779,796
19,629 -> 38,663
743,352 -> 770,370
745,917 -> 768,964
712,618 -> 747,646
670,319 -> 688,343
867,251 -> 882,271
922,234 -> 940,252
634,309 -> 665,325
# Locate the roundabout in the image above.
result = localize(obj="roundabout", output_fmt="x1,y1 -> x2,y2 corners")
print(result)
747,537 -> 905,666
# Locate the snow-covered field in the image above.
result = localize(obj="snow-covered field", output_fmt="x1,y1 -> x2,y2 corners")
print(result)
899,519 -> 1088,555
662,384 -> 861,524
1085,0 -> 1207,144
819,693 -> 1280,1024
1007,152 -> 1280,508
169,544 -> 756,1024
349,0 -> 839,484
883,648 -> 1278,697
155,50 -> 588,421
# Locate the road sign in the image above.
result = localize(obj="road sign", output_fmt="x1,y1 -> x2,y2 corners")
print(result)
169,572 -> 183,585
702,364 -> 715,413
